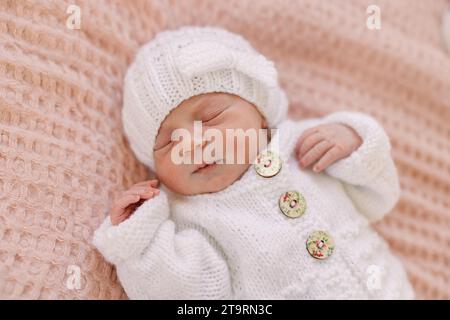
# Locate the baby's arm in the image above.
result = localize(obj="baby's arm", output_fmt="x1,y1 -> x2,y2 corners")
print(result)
92,189 -> 232,299
296,111 -> 400,222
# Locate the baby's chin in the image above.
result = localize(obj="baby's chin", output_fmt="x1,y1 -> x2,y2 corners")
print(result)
165,163 -> 249,196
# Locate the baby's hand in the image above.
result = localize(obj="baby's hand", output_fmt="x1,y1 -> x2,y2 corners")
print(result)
109,179 -> 160,225
295,123 -> 362,173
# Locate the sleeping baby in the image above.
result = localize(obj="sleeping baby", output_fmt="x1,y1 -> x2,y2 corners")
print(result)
92,26 -> 415,299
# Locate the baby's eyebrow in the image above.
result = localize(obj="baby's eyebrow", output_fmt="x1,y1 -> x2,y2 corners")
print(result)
195,99 -> 232,118
193,98 -> 213,115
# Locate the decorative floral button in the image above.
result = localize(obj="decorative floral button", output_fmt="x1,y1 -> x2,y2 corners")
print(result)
253,150 -> 282,177
279,191 -> 307,218
306,230 -> 335,260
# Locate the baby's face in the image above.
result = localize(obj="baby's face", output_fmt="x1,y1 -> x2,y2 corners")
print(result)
154,92 -> 268,195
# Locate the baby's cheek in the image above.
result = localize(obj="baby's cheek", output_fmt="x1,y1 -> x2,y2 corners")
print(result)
157,162 -> 189,191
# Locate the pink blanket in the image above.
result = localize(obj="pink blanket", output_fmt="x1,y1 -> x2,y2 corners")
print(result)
0,0 -> 449,299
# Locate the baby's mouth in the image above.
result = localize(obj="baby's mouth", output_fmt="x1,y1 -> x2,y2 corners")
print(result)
193,159 -> 223,174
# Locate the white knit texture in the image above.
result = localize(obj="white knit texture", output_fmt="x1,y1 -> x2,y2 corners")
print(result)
92,111 -> 414,300
121,26 -> 288,170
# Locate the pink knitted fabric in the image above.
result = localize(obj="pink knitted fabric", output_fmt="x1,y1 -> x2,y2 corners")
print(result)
0,0 -> 449,299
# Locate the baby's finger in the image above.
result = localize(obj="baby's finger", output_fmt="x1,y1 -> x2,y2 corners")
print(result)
125,186 -> 154,196
138,188 -> 160,199
297,133 -> 323,158
297,126 -> 319,150
133,179 -> 159,188
111,194 -> 140,217
299,140 -> 333,168
312,146 -> 343,172
125,186 -> 160,198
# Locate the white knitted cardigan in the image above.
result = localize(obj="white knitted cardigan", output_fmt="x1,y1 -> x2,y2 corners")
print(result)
93,111 -> 415,300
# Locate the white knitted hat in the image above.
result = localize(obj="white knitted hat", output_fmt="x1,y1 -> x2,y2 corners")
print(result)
122,26 -> 288,170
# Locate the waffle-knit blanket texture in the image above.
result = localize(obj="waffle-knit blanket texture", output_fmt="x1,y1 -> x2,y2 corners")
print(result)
0,0 -> 449,299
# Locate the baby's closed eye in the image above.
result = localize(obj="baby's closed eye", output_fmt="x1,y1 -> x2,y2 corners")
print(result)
200,105 -> 231,125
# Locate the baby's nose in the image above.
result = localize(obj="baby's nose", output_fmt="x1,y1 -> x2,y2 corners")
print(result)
192,135 -> 207,148
182,135 -> 208,161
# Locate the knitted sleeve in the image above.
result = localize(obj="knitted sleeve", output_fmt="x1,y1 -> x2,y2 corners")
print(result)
92,191 -> 232,299
92,191 -> 171,264
319,111 -> 401,222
